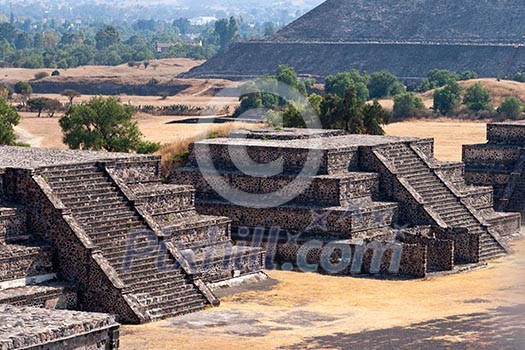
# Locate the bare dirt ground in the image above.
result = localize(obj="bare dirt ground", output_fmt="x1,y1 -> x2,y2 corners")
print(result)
121,238 -> 525,350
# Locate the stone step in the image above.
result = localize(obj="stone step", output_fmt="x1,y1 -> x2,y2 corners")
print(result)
127,274 -> 188,293
72,203 -> 132,217
47,172 -> 107,183
161,214 -> 231,246
122,267 -> 184,285
57,185 -> 119,198
98,239 -> 153,257
118,260 -> 179,279
112,254 -> 172,272
147,299 -> 206,321
41,163 -> 100,174
86,223 -> 146,237
76,210 -> 137,224
135,284 -> 194,300
82,216 -> 144,231
61,191 -> 125,209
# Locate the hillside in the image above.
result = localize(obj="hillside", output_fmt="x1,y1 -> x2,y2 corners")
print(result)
1,59 -> 237,96
419,79 -> 525,106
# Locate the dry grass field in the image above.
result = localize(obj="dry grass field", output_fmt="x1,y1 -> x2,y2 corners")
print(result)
0,58 -> 201,83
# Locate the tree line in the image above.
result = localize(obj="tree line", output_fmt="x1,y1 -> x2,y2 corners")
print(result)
0,16 -> 265,68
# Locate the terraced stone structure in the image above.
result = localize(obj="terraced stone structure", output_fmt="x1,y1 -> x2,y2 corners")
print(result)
464,121 -> 525,224
0,146 -> 263,325
183,0 -> 525,80
176,129 -> 521,278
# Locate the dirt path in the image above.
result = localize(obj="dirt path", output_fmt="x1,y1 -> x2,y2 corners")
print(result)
14,125 -> 43,147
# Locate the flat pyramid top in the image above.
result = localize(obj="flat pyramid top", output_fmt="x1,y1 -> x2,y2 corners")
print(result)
0,146 -> 154,169
270,0 -> 525,44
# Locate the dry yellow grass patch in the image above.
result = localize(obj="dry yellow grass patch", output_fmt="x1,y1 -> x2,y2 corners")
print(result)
159,122 -> 263,178
419,78 -> 525,107
384,118 -> 487,161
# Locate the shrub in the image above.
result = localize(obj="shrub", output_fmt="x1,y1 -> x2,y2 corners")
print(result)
0,99 -> 21,145
393,92 -> 426,119
463,82 -> 493,111
51,70 -> 60,76
433,81 -> 462,115
136,140 -> 161,154
367,71 -> 406,99
498,97 -> 524,119
513,72 -> 525,83
34,71 -> 49,80
325,70 -> 369,101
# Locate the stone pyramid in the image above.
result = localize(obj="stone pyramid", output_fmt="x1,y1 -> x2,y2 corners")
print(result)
183,0 -> 525,80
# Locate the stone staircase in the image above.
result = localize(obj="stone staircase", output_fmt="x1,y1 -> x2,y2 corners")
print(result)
42,163 -> 209,321
126,181 -> 265,284
375,142 -> 509,261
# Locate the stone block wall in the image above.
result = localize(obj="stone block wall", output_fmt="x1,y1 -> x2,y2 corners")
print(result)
0,305 -> 120,350
0,207 -> 29,244
0,245 -> 55,283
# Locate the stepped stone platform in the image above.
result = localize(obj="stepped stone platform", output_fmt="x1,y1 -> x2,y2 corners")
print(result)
0,146 -> 264,327
464,121 -> 525,232
183,0 -> 525,80
174,129 -> 521,278
0,305 -> 119,350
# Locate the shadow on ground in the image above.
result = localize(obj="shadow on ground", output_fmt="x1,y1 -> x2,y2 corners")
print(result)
283,304 -> 525,350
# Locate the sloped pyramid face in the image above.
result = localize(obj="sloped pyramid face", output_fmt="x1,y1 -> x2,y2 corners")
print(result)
183,0 -> 525,80
271,0 -> 525,44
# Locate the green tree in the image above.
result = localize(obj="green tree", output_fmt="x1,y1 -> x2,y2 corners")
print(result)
498,97 -> 523,119
95,25 -> 121,50
463,82 -> 493,111
214,17 -> 239,51
61,89 -> 81,106
362,100 -> 391,135
367,71 -> 406,99
393,92 -> 426,119
325,71 -> 369,101
276,65 -> 306,95
59,97 -> 156,153
14,81 -> 32,103
459,71 -> 478,81
0,99 -> 20,145
433,81 -> 462,115
419,69 -> 459,91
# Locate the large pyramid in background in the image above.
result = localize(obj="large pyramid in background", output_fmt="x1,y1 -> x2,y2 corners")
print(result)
182,0 -> 525,81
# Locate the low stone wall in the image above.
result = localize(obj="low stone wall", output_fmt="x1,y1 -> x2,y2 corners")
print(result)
196,202 -> 397,237
0,283 -> 77,309
188,142 -> 357,176
0,305 -> 119,350
177,168 -> 379,207
435,228 -> 480,264
0,245 -> 54,283
104,157 -> 161,184
463,144 -> 520,171
487,122 -> 525,145
230,226 -> 427,278
0,207 -> 29,244
401,233 -> 454,272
